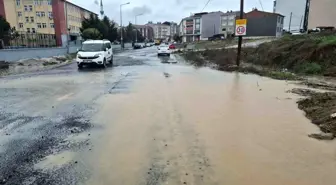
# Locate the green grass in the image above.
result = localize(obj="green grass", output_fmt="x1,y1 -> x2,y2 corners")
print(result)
294,62 -> 323,75
318,35 -> 336,47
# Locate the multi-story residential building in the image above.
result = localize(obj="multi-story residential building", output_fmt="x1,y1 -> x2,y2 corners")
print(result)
179,14 -> 202,42
170,22 -> 178,37
179,11 -> 224,42
201,11 -> 224,39
147,22 -> 170,40
274,0 -> 306,31
134,24 -> 154,41
244,9 -> 284,37
0,0 -> 97,46
221,11 -> 240,37
307,0 -> 336,29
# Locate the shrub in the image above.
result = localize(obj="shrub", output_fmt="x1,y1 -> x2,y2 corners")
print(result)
294,62 -> 323,75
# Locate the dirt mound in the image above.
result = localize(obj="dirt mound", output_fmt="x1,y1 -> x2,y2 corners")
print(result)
298,92 -> 336,136
249,32 -> 336,76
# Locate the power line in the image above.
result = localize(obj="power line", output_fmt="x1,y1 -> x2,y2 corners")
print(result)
201,0 -> 212,12
258,0 -> 264,11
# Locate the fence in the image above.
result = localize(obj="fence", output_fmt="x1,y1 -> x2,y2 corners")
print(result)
0,31 -> 57,49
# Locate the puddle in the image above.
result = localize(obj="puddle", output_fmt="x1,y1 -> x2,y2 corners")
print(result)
35,151 -> 75,170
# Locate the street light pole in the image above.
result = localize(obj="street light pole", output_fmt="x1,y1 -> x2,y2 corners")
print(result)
236,0 -> 244,67
120,2 -> 130,49
135,13 -> 143,43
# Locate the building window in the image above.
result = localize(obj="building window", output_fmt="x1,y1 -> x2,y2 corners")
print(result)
30,17 -> 34,22
36,12 -> 40,17
195,19 -> 200,23
19,23 -> 23,28
32,28 -> 36,33
222,16 -> 228,20
16,0 -> 20,6
25,17 -> 29,22
18,12 -> 22,17
42,23 -> 47,28
50,23 -> 55,28
48,0 -> 52,5
34,0 -> 39,5
24,5 -> 28,11
195,24 -> 200,29
27,28 -> 30,33
37,23 -> 42,28
41,12 -> 45,17
29,5 -> 33,11
48,12 -> 53,18
222,21 -> 227,26
228,21 -> 234,26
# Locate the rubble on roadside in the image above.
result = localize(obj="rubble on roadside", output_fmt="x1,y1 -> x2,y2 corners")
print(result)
0,55 -> 74,76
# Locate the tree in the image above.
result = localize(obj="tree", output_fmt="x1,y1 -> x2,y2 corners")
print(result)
82,28 -> 102,40
81,15 -> 118,42
173,34 -> 182,42
0,16 -> 11,49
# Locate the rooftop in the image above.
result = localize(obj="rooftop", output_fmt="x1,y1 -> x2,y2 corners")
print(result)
246,9 -> 284,17
64,0 -> 98,16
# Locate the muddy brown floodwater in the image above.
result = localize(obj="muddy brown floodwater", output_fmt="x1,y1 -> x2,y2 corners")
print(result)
83,64 -> 336,185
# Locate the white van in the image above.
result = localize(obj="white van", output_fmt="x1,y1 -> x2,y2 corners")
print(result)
76,40 -> 113,69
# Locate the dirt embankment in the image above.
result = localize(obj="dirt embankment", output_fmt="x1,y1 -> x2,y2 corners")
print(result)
181,31 -> 336,79
292,90 -> 336,140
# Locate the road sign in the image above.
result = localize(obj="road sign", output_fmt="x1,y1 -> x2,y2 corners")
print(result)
235,19 -> 247,36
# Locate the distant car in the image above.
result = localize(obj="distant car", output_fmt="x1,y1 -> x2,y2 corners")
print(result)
145,43 -> 151,47
169,44 -> 176,50
76,39 -> 113,69
157,44 -> 171,56
133,43 -> 142,49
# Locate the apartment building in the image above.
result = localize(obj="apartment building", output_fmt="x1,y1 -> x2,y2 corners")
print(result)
134,24 -> 154,41
170,22 -> 178,36
147,22 -> 170,40
0,0 -> 97,46
308,0 -> 336,29
179,12 -> 224,42
221,11 -> 240,37
244,9 -> 284,37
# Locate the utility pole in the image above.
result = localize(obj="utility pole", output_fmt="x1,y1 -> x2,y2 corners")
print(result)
299,15 -> 303,31
120,2 -> 130,49
236,0 -> 244,67
288,12 -> 292,32
135,14 -> 143,43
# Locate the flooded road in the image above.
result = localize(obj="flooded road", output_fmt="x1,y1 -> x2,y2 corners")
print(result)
1,47 -> 336,185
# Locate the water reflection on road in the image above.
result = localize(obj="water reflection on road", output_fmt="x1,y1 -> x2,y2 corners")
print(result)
86,47 -> 336,185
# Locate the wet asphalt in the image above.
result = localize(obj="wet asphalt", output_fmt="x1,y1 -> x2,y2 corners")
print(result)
1,47 -> 336,185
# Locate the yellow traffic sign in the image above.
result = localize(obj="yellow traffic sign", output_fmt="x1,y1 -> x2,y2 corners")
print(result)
236,19 -> 247,25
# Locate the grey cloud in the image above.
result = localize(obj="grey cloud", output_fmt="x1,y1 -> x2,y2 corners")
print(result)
132,5 -> 152,15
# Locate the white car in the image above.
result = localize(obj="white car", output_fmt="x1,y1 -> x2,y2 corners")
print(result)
76,40 -> 113,69
157,44 -> 171,56
145,43 -> 151,47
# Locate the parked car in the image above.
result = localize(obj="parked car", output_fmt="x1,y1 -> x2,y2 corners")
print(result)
133,43 -> 142,49
157,44 -> 171,56
76,39 -> 113,69
208,34 -> 225,41
169,44 -> 176,50
145,43 -> 151,47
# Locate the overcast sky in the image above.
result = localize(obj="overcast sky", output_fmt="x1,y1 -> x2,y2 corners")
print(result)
69,0 -> 274,25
